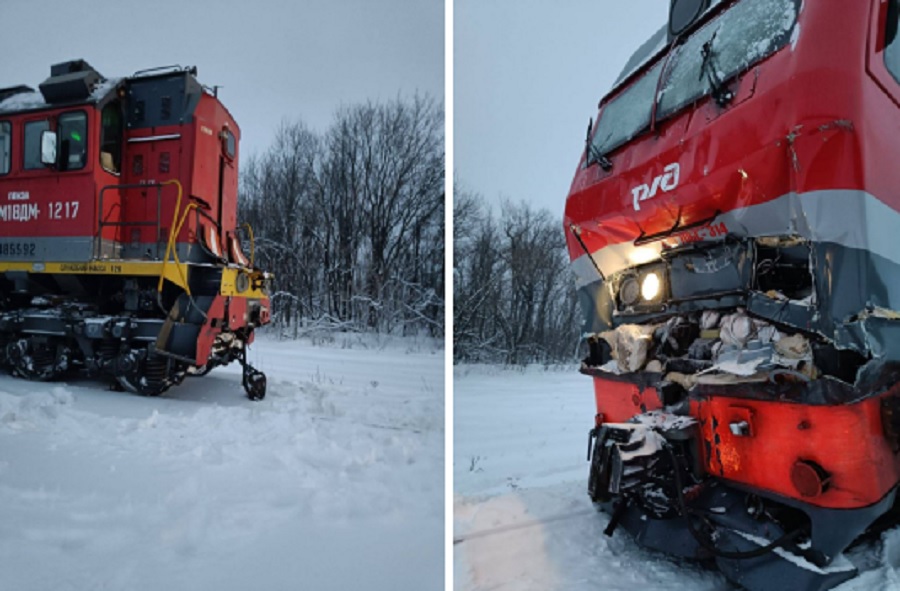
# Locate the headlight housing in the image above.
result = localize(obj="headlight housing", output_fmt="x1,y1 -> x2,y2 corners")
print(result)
619,276 -> 641,306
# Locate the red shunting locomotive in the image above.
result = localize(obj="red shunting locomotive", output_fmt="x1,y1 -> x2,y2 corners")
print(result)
0,60 -> 271,399
566,1 -> 900,589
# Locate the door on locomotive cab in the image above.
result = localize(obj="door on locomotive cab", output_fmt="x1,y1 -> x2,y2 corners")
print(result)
100,101 -> 123,176
217,126 -> 238,255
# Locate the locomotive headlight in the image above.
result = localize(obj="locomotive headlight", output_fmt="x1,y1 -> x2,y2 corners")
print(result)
619,276 -> 640,306
641,272 -> 662,301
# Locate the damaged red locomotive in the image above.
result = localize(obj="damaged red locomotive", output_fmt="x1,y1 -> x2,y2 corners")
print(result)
0,60 -> 270,399
565,1 -> 900,589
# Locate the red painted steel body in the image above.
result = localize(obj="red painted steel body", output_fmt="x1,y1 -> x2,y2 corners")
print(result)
566,1 -> 900,511
0,94 -> 239,250
566,2 -> 897,260
0,64 -> 270,398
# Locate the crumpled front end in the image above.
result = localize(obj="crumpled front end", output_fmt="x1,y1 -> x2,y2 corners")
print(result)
565,1 -> 900,587
577,224 -> 900,590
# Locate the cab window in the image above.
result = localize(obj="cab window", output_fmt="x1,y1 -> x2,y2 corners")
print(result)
222,128 -> 236,160
0,121 -> 10,175
100,101 -> 122,174
886,0 -> 900,82
58,111 -> 87,171
590,0 -> 800,161
24,120 -> 49,170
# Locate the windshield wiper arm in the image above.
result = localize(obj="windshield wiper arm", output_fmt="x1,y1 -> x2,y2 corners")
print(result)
699,31 -> 734,107
585,117 -> 613,171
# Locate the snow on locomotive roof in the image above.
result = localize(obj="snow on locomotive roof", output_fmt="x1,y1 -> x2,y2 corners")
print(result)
611,0 -> 728,93
0,77 -> 120,114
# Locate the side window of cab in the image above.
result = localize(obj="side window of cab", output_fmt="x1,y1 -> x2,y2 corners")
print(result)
868,0 -> 900,107
0,121 -> 10,175
23,119 -> 50,170
22,111 -> 87,172
885,0 -> 900,81
58,111 -> 87,171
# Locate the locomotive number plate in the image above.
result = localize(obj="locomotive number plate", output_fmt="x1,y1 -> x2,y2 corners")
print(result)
0,241 -> 36,257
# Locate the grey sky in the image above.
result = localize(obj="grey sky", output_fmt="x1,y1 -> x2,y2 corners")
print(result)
0,0 -> 443,159
455,1 -> 669,215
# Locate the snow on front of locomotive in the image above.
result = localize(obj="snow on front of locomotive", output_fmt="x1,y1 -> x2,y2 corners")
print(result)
564,1 -> 900,590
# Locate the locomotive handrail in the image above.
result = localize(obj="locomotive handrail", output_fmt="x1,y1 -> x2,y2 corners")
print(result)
132,64 -> 196,78
158,179 -> 192,297
568,224 -> 606,282
95,182 -> 163,260
242,223 -> 255,268
193,203 -> 220,228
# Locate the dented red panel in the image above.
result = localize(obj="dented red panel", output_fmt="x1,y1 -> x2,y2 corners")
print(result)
691,391 -> 900,509
593,377 -> 663,423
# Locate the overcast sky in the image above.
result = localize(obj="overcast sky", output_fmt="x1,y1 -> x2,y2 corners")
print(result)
0,0 -> 443,159
455,0 -> 669,215
2,0 -> 675,217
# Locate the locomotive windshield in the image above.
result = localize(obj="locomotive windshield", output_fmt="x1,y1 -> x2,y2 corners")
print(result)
589,0 -> 800,161
591,62 -> 664,159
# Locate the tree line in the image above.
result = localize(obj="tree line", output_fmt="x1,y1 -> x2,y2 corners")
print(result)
453,189 -> 580,364
238,94 -> 579,360
238,95 -> 444,337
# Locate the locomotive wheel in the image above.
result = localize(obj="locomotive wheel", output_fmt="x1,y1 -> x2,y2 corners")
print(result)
243,366 -> 267,401
6,338 -> 70,381
114,351 -> 183,397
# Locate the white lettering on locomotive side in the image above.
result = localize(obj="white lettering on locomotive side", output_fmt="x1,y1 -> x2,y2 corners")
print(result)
631,163 -> 680,211
7,191 -> 30,201
0,203 -> 40,222
48,201 -> 79,220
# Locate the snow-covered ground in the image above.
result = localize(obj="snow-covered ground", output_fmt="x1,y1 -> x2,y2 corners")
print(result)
453,365 -> 900,591
0,334 -> 444,591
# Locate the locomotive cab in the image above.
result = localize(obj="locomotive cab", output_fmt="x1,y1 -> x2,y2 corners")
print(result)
566,1 -> 900,589
0,60 -> 271,399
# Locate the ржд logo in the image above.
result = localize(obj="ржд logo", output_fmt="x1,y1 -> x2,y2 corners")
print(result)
632,163 -> 679,211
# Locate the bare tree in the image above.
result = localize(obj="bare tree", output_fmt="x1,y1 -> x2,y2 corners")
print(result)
239,96 -> 444,337
454,195 -> 578,364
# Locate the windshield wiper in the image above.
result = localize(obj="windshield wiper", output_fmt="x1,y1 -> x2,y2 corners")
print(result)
699,31 -> 734,107
585,117 -> 613,171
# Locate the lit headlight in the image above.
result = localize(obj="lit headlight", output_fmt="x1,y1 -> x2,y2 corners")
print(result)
641,272 -> 662,301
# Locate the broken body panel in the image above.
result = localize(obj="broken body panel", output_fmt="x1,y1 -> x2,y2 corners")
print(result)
565,1 -> 900,589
